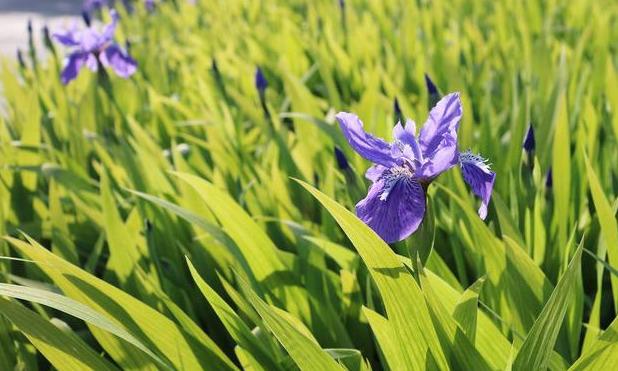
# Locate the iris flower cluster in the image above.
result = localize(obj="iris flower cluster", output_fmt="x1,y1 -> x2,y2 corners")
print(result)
337,93 -> 496,243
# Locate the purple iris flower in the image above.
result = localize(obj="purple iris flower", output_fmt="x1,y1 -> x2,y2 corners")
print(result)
53,10 -> 137,85
337,92 -> 496,243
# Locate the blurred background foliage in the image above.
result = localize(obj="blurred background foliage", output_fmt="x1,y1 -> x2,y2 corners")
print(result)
0,0 -> 617,369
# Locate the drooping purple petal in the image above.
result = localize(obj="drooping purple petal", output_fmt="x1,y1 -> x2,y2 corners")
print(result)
100,44 -> 137,78
459,150 -> 496,220
356,174 -> 426,243
417,92 -> 462,179
61,52 -> 88,84
336,112 -> 397,167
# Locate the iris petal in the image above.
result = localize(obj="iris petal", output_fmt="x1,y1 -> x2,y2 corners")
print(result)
418,93 -> 462,179
365,164 -> 387,183
393,119 -> 422,163
100,44 -> 137,78
53,24 -> 80,47
336,112 -> 397,167
356,175 -> 426,243
460,150 -> 496,219
61,52 -> 87,85
85,54 -> 99,72
102,9 -> 120,42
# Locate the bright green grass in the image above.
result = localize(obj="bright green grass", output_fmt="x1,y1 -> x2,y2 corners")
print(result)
0,0 -> 617,369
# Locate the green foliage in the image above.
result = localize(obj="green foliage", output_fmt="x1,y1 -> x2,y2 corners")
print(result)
0,0 -> 617,369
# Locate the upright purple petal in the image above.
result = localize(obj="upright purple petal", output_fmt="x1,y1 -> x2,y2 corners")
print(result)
459,150 -> 496,220
100,44 -> 137,78
356,175 -> 426,243
79,29 -> 103,52
102,9 -> 120,42
61,52 -> 88,84
393,119 -> 422,163
419,92 -> 462,152
417,92 -> 462,179
336,112 -> 397,167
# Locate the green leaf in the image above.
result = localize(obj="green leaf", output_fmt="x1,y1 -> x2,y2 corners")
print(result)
585,157 -> 618,313
5,235 -> 238,371
236,275 -> 343,371
570,315 -> 618,370
551,90 -> 571,251
296,179 -> 448,370
452,277 -> 485,344
170,172 -> 310,314
186,258 -> 282,371
513,243 -> 583,370
0,297 -> 117,371
0,282 -> 164,368
419,266 -> 492,371
361,307 -> 402,371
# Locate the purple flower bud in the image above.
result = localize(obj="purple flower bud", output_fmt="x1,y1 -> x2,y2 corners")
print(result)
334,146 -> 349,170
42,25 -> 53,49
393,97 -> 403,124
545,168 -> 552,188
424,73 -> 441,109
17,49 -> 26,68
82,10 -> 92,26
255,67 -> 268,94
523,124 -> 535,153
338,0 -> 345,9
424,73 -> 439,96
82,0 -> 108,14
27,19 -> 33,35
